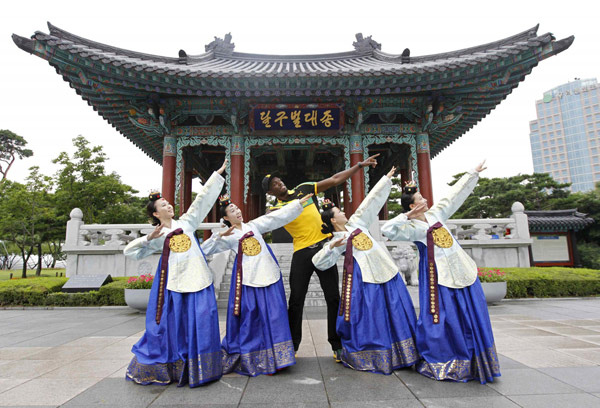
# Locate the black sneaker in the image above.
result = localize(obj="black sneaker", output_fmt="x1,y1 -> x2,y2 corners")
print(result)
333,349 -> 342,363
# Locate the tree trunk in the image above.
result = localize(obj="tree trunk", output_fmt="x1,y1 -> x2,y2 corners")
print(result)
21,248 -> 27,279
36,243 -> 42,276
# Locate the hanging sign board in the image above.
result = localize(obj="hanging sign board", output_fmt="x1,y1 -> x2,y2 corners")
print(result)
249,104 -> 344,134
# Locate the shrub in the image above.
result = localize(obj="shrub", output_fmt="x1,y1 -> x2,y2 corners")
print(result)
578,242 -> 600,270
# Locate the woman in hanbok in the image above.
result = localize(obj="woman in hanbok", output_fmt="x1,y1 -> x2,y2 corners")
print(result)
123,159 -> 227,387
312,167 -> 418,374
201,192 -> 313,376
381,161 -> 500,384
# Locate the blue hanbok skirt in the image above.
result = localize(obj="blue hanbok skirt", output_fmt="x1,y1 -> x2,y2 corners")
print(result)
336,259 -> 419,374
126,258 -> 222,387
222,245 -> 296,376
414,242 -> 500,384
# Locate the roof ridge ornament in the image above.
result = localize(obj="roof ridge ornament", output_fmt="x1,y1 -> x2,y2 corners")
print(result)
205,33 -> 235,56
353,33 -> 381,53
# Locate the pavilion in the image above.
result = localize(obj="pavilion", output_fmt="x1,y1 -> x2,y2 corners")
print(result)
13,23 -> 573,223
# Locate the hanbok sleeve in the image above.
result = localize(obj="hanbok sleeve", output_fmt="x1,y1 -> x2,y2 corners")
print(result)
200,232 -> 237,255
123,235 -> 163,260
381,214 -> 419,242
248,199 -> 303,235
347,175 -> 392,230
312,240 -> 345,271
178,172 -> 225,229
429,169 -> 479,222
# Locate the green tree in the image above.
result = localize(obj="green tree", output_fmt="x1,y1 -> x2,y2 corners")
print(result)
52,136 -> 145,226
387,176 -> 404,218
449,172 -> 573,219
0,129 -> 33,180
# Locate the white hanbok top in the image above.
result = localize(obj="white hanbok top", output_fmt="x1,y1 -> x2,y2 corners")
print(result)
312,175 -> 399,284
381,170 -> 480,289
201,200 -> 303,288
123,172 -> 224,293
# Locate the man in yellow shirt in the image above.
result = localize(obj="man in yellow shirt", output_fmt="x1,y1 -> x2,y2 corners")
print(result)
263,154 -> 379,360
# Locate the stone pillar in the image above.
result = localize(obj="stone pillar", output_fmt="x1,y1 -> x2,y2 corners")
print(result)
162,135 -> 177,205
349,135 -> 365,216
230,136 -> 246,219
511,201 -> 531,267
416,133 -> 434,205
64,208 -> 84,277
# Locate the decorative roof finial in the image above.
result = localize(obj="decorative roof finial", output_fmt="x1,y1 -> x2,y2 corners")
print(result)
353,33 -> 381,53
205,33 -> 235,56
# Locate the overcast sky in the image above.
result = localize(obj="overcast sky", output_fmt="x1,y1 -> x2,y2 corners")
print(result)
1,0 -> 597,204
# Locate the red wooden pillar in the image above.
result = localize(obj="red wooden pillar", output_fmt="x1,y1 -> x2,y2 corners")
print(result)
349,135 -> 365,216
342,183 -> 350,213
162,135 -> 177,205
183,169 -> 193,213
230,136 -> 246,219
416,133 -> 434,205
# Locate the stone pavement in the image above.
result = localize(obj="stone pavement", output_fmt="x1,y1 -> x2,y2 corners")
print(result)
1,294 -> 600,407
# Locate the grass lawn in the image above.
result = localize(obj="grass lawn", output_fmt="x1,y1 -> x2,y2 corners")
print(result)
0,269 -> 66,281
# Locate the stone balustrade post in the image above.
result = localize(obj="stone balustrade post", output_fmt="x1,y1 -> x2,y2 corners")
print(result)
511,202 -> 530,240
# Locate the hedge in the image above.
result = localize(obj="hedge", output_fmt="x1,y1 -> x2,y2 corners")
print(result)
497,267 -> 600,298
0,278 -> 128,307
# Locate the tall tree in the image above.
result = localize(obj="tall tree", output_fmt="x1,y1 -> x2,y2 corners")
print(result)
52,136 -> 145,226
0,130 -> 33,181
449,172 -> 573,219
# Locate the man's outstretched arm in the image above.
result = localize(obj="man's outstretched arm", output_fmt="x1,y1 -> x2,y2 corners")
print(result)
315,153 -> 379,193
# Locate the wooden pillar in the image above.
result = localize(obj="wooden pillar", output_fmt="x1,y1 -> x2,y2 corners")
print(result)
342,183 -> 350,213
400,167 -> 410,187
183,169 -> 193,214
162,135 -> 177,205
230,136 -> 246,219
349,135 -> 365,216
379,202 -> 388,220
416,133 -> 434,205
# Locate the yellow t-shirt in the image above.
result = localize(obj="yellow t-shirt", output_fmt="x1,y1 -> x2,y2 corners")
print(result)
269,182 -> 331,252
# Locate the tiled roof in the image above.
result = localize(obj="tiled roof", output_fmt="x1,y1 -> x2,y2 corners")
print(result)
525,209 -> 595,232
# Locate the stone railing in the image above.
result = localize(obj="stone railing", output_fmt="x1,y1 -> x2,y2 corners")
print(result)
63,208 -> 232,296
63,202 -> 531,290
379,202 -> 532,284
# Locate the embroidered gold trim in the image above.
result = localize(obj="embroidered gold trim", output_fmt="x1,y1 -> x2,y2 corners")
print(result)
432,227 -> 453,248
352,232 -> 373,251
241,237 -> 261,256
169,234 -> 192,253
417,344 -> 500,382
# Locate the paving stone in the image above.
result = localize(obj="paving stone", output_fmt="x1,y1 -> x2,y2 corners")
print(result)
240,359 -> 328,404
556,348 -> 600,364
522,336 -> 598,349
0,359 -> 64,380
0,378 -> 28,393
497,354 -> 528,369
519,320 -> 573,328
150,377 -> 248,405
485,368 -> 583,395
562,319 -> 600,327
508,393 -> 600,408
501,328 -> 560,337
62,336 -> 125,348
85,345 -> 136,361
393,368 -> 501,398
60,378 -> 165,407
330,401 -> 424,408
0,378 -> 100,406
539,367 -> 600,393
40,359 -> 128,379
500,348 -> 596,368
24,346 -> 94,362
541,326 -> 600,336
240,404 -> 329,408
419,396 -> 520,407
0,347 -> 51,360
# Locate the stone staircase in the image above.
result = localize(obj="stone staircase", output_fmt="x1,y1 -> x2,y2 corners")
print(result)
216,243 -> 344,309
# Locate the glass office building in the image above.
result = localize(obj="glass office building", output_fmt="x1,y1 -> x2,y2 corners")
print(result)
530,78 -> 600,192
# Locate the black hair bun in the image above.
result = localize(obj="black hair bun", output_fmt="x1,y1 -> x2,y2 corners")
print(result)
322,199 -> 334,211
218,194 -> 231,208
149,192 -> 162,201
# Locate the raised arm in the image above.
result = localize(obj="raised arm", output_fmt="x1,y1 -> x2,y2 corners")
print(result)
429,161 -> 485,222
249,197 -> 307,235
347,168 -> 394,229
178,172 -> 225,229
315,153 -> 379,193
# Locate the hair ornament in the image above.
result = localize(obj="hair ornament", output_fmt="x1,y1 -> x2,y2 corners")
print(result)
219,194 -> 232,208
322,199 -> 335,211
149,191 -> 162,201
